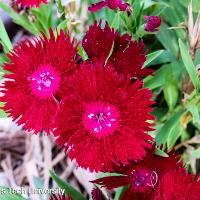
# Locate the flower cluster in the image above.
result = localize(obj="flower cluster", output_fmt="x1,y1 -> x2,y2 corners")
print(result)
15,0 -> 47,7
1,1 -> 198,199
88,0 -> 131,13
144,16 -> 162,32
1,21 -> 155,172
92,146 -> 199,199
1,30 -> 77,134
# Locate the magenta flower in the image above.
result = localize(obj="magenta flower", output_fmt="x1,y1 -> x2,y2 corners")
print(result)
144,16 -> 161,32
15,0 -> 47,7
154,169 -> 200,200
91,188 -> 106,200
82,21 -> 154,78
1,30 -> 77,134
91,147 -> 183,199
49,194 -> 72,200
53,65 -> 154,172
88,0 -> 130,12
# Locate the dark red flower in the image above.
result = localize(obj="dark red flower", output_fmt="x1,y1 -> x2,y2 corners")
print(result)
144,16 -> 161,32
91,147 -> 183,199
15,0 -> 47,7
53,65 -> 154,172
88,0 -> 130,12
1,30 -> 77,134
82,21 -> 153,78
154,169 -> 200,200
0,44 -> 3,52
49,194 -> 72,200
91,188 -> 106,200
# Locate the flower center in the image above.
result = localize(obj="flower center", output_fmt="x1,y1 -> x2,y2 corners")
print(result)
83,102 -> 120,137
29,64 -> 60,98
131,169 -> 158,188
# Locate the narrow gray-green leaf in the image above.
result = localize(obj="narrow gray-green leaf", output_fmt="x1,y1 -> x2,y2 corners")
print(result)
0,2 -> 38,34
163,82 -> 178,111
192,147 -> 200,158
0,17 -> 12,52
187,104 -> 200,125
49,170 -> 86,200
114,187 -> 126,200
156,24 -> 178,56
155,110 -> 185,146
111,11 -> 120,29
167,121 -> 181,149
78,45 -> 88,61
0,103 -> 7,118
57,19 -> 69,33
144,50 -> 164,67
144,64 -> 170,89
155,148 -> 169,157
179,39 -> 200,90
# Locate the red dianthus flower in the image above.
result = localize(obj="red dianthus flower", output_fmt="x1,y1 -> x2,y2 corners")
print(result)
1,30 -> 77,134
92,147 -> 183,199
49,194 -> 72,200
88,0 -> 130,12
91,188 -> 106,200
53,65 -> 154,172
144,16 -> 161,32
15,0 -> 47,7
82,21 -> 154,78
154,169 -> 200,200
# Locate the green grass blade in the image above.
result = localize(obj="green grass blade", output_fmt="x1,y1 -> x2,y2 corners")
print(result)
49,170 -> 86,200
179,39 -> 200,91
0,17 -> 12,52
144,50 -> 164,67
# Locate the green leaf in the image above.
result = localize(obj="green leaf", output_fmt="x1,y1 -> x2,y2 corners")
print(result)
156,23 -> 178,56
0,54 -> 9,65
144,50 -> 164,67
192,147 -> 200,158
186,104 -> 200,125
155,148 -> 169,157
179,39 -> 200,91
181,129 -> 190,142
0,17 -> 12,53
78,45 -> 88,61
30,2 -> 53,36
144,64 -> 170,89
0,103 -> 7,118
49,170 -> 86,200
163,82 -> 178,111
57,19 -> 69,33
0,2 -> 39,34
105,42 -> 114,65
180,0 -> 200,12
0,55 -> 4,64
155,110 -> 185,146
0,186 -> 27,200
114,187 -> 126,200
111,11 -> 120,29
167,121 -> 181,149
135,2 -> 144,28
56,0 -> 64,15
151,107 -> 168,121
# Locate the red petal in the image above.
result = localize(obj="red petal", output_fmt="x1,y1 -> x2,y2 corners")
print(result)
91,176 -> 130,189
88,1 -> 108,12
82,21 -> 116,65
109,36 -> 153,78
15,0 -> 47,7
